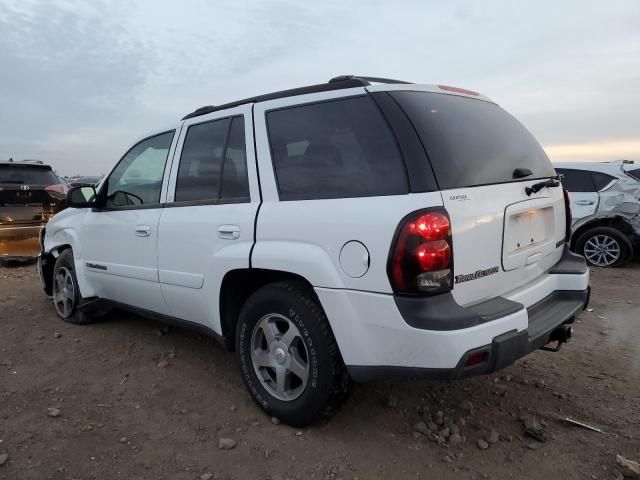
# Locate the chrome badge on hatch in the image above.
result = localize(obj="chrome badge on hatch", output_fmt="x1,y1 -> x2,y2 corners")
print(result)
454,266 -> 499,284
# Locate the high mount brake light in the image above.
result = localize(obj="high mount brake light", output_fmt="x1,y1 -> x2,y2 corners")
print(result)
388,209 -> 453,295
438,85 -> 480,96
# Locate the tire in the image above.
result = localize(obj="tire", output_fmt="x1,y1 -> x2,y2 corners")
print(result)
236,281 -> 352,427
51,249 -> 96,324
575,226 -> 633,268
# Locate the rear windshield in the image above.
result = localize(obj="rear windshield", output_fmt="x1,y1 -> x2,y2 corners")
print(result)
626,168 -> 640,182
0,165 -> 58,185
391,91 -> 556,189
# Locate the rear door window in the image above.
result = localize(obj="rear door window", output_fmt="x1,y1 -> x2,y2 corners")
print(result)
174,116 -> 250,203
266,96 -> 409,200
0,165 -> 58,185
390,91 -> 556,189
556,169 -> 596,192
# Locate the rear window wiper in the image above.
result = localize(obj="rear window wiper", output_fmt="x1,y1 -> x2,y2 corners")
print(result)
525,178 -> 560,196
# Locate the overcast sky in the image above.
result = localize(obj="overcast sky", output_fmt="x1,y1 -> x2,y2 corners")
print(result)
1,0 -> 639,175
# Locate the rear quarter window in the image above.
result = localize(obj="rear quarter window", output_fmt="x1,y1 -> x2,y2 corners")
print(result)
266,96 -> 409,200
626,167 -> 640,182
591,171 -> 616,191
556,169 -> 596,192
390,91 -> 556,189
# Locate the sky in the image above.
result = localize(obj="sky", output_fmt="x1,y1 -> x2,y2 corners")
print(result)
1,0 -> 639,175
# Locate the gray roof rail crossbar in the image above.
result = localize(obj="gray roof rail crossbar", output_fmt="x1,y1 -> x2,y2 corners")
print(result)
181,77 -> 369,120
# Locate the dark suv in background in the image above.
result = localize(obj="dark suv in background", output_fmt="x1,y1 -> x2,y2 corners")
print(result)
0,160 -> 69,260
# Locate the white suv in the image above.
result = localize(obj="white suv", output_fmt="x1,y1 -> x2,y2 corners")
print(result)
38,76 -> 590,426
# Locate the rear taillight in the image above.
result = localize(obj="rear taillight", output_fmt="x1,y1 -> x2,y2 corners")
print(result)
563,188 -> 572,242
388,209 -> 453,295
45,184 -> 70,196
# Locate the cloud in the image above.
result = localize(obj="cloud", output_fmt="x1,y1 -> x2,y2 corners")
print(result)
545,138 -> 640,163
0,0 -> 639,174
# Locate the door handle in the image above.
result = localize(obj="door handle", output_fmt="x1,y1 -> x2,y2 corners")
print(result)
575,200 -> 594,206
217,225 -> 240,240
135,225 -> 151,237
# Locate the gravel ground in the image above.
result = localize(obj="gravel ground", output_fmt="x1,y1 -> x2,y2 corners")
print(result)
1,262 -> 639,480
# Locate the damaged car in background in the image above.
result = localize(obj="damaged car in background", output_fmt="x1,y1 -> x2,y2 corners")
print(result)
0,160 -> 69,260
554,161 -> 640,267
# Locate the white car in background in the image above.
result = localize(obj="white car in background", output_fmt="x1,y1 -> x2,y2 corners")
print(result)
554,161 -> 640,267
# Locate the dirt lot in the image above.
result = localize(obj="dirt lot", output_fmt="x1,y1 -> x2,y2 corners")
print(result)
1,263 -> 639,480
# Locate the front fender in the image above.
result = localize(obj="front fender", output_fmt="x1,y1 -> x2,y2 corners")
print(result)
43,210 -> 96,299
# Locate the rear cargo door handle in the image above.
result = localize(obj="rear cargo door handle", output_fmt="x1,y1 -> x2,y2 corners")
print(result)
575,200 -> 594,206
217,225 -> 240,240
135,225 -> 151,237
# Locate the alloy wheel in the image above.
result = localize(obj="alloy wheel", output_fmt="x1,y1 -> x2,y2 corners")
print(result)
53,267 -> 76,318
250,313 -> 310,401
584,234 -> 621,267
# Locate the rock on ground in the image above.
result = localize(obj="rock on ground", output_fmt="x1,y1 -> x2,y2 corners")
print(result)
218,438 -> 237,450
47,408 -> 61,418
616,455 -> 640,479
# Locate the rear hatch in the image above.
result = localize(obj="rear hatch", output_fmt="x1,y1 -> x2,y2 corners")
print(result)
0,164 -> 66,227
391,90 -> 565,306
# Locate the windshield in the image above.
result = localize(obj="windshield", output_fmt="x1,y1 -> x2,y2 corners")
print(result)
0,165 -> 59,185
390,91 -> 557,189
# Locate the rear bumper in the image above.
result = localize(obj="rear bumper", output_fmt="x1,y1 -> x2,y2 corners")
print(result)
347,287 -> 589,382
0,225 -> 42,258
316,246 -> 590,382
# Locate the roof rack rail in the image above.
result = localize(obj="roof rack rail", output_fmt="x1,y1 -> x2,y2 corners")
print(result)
328,75 -> 413,85
181,75 -> 411,121
19,159 -> 44,164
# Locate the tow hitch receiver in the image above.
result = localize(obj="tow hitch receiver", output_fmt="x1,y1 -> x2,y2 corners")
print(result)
541,324 -> 573,352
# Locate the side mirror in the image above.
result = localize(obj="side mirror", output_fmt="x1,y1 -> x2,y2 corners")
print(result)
67,185 -> 97,208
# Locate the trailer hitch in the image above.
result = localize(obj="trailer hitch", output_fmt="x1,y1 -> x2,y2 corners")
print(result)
541,324 -> 573,352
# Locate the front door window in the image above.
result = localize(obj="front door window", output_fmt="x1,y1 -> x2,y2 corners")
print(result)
105,131 -> 174,208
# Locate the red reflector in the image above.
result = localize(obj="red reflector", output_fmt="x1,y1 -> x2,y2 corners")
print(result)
438,84 -> 480,96
464,352 -> 488,368
415,240 -> 451,271
409,213 -> 450,241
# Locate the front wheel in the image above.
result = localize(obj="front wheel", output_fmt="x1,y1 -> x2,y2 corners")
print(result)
52,250 -> 96,324
575,226 -> 633,267
236,281 -> 351,427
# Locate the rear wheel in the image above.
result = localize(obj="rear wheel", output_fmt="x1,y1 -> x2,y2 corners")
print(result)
236,281 -> 351,427
575,226 -> 632,267
52,250 -> 96,324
